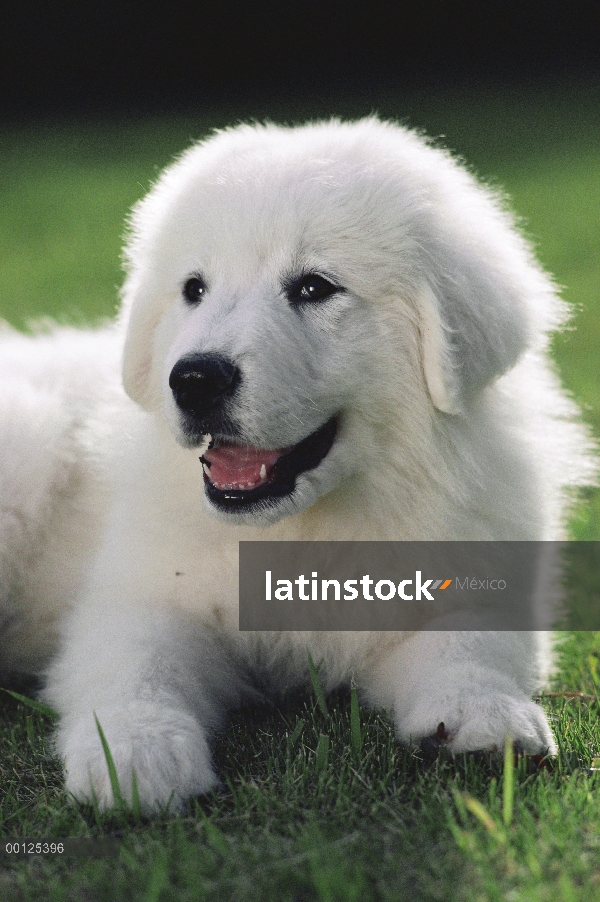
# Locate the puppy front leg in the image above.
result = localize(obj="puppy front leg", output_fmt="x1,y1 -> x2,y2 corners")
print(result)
44,603 -> 238,813
365,631 -> 556,755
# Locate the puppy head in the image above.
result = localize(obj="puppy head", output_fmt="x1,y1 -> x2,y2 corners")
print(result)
120,118 -> 562,524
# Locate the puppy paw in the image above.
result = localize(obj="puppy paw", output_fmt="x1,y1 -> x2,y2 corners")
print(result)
399,693 -> 556,757
56,702 -> 218,813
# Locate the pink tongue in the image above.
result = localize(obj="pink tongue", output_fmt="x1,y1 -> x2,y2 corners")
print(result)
203,444 -> 286,489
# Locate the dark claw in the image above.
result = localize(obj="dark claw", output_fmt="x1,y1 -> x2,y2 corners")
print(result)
435,721 -> 450,742
420,722 -> 451,762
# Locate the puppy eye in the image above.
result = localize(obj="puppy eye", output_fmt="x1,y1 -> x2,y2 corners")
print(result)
182,276 -> 207,305
287,274 -> 341,306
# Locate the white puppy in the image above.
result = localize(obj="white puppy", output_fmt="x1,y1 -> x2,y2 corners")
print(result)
0,118 -> 592,812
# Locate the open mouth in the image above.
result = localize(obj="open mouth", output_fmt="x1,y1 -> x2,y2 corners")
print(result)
200,417 -> 338,511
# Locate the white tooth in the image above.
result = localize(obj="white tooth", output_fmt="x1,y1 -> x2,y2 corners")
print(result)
260,464 -> 267,480
202,463 -> 211,477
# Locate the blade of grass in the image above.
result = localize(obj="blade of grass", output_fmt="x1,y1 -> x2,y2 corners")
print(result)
502,733 -> 514,828
308,651 -> 328,717
94,713 -> 125,808
350,682 -> 362,762
86,778 -> 103,829
2,689 -> 58,719
200,811 -> 230,856
288,718 -> 305,749
144,850 -> 169,902
25,714 -> 35,744
462,793 -> 502,838
315,734 -> 330,773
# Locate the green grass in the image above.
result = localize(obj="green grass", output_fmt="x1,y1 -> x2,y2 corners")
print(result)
1,80 -> 600,900
2,644 -> 600,901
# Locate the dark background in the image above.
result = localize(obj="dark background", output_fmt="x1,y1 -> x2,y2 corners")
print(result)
1,0 -> 597,120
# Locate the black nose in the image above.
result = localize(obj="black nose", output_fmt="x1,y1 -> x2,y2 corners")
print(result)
169,354 -> 240,417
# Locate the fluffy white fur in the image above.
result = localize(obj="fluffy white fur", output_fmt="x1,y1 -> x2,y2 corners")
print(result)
0,118 -> 593,812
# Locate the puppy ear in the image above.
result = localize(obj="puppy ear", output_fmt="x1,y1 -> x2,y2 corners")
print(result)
121,273 -> 163,411
418,269 -> 532,415
418,284 -> 461,414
